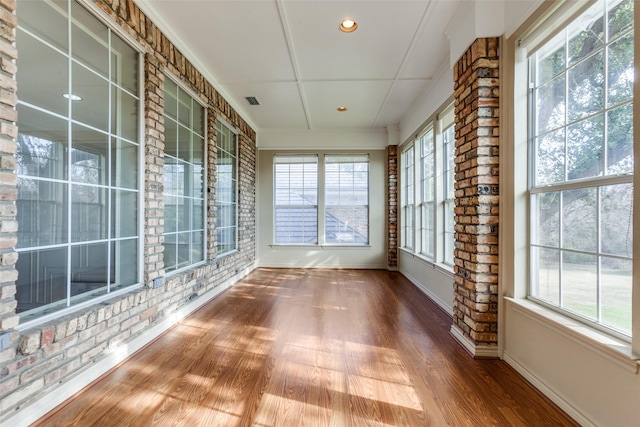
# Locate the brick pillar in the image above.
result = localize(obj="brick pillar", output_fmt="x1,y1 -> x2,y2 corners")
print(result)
0,0 -> 19,357
452,38 -> 499,354
387,145 -> 398,270
144,55 -> 165,286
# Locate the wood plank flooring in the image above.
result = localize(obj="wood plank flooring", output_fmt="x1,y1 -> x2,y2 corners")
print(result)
34,269 -> 578,426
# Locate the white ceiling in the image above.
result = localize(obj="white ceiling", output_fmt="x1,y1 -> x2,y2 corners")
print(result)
136,0 -> 462,133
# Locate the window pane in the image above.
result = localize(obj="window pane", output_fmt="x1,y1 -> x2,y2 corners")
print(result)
606,103 -> 633,175
566,114 -> 603,180
568,52 -> 604,122
72,124 -> 108,185
275,207 -> 317,244
164,233 -> 177,272
561,252 -> 597,320
72,63 -> 109,131
325,207 -> 368,244
72,1 -> 109,77
112,86 -> 138,142
112,138 -> 138,189
111,34 -> 138,94
567,8 -> 604,66
537,42 -> 565,86
15,248 -> 68,314
71,242 -> 109,300
17,179 -> 68,248
601,257 -> 632,334
111,239 -> 138,290
562,188 -> 597,252
71,184 -> 107,242
533,192 -> 560,247
165,117 -> 178,158
16,32 -> 68,117
534,128 -> 565,185
17,106 -> 68,181
532,247 -> 560,305
18,0 -> 68,51
536,75 -> 565,134
112,189 -> 137,238
608,0 -> 633,40
600,184 -> 633,257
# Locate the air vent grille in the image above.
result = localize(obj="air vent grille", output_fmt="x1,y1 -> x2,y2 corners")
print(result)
245,96 -> 260,106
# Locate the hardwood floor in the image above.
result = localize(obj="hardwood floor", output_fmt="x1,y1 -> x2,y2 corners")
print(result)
34,269 -> 578,426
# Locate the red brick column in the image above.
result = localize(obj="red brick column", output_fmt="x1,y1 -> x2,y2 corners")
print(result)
387,145 -> 398,269
452,38 -> 499,353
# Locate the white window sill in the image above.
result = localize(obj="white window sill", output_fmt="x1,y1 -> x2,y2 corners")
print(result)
505,297 -> 639,373
269,244 -> 371,249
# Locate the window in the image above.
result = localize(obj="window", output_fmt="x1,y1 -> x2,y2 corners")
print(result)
15,0 -> 140,321
325,155 -> 369,244
419,127 -> 435,258
529,0 -> 633,336
274,155 -> 318,244
442,119 -> 456,266
216,120 -> 238,256
163,78 -> 206,272
401,146 -> 415,250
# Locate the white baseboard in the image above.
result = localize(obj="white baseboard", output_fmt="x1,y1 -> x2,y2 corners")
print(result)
450,324 -> 499,358
502,352 -> 595,427
2,266 -> 255,427
401,270 -> 453,315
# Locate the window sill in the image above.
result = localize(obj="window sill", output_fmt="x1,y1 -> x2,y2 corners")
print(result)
505,297 -> 639,373
269,244 -> 371,249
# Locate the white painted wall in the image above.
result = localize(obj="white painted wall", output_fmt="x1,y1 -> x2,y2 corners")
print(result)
398,251 -> 453,314
256,148 -> 387,269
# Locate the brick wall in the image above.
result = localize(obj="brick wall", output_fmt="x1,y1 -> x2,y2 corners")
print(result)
452,38 -> 499,348
0,0 -> 256,421
387,145 -> 398,269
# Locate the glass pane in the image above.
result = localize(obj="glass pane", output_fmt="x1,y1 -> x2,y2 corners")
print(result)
16,32 -> 68,117
71,1 -> 109,77
112,189 -> 137,238
275,207 -> 317,244
607,33 -> 634,107
112,87 -> 138,142
164,117 -> 178,158
193,104 -> 205,136
600,184 -> 633,257
111,239 -> 138,290
562,188 -> 597,252
72,63 -> 109,131
164,233 -> 177,272
567,51 -> 604,122
325,207 -> 368,244
177,232 -> 190,269
178,89 -> 191,126
534,128 -> 565,186
111,34 -> 138,93
567,7 -> 604,66
537,42 -> 565,85
193,135 -> 205,166
15,247 -> 68,314
177,197 -> 191,232
72,124 -> 108,185
561,252 -> 597,321
567,114 -> 603,180
164,79 -> 178,120
112,138 -> 138,189
71,184 -> 107,242
532,247 -> 560,305
17,179 -> 68,248
191,231 -> 204,264
164,195 -> 177,233
17,106 -> 68,180
534,192 -> 560,247
178,125 -> 192,163
192,165 -> 204,199
536,75 -> 565,134
192,197 -> 204,230
608,0 -> 633,40
606,103 -> 633,175
18,0 -> 68,51
71,242 -> 108,299
600,257 -> 632,334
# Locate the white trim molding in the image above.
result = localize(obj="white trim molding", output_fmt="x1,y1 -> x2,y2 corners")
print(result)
450,324 -> 500,358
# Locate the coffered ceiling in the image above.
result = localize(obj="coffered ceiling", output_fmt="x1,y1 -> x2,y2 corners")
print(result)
136,0 -> 462,132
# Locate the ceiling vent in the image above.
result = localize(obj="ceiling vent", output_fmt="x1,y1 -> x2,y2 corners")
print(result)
245,96 -> 260,106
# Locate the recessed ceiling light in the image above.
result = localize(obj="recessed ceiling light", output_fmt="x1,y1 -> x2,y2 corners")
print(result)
340,19 -> 357,33
337,106 -> 348,112
63,93 -> 82,101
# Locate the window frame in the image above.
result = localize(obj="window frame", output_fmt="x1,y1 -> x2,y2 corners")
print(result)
419,126 -> 436,259
14,0 -> 145,327
162,74 -> 207,274
215,117 -> 239,257
526,0 -> 635,340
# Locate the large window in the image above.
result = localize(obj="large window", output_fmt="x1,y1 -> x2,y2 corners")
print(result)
15,0 -> 140,321
442,120 -> 456,266
273,154 -> 369,245
401,146 -> 415,250
419,128 -> 435,258
216,120 -> 238,256
529,0 -> 633,336
274,155 -> 318,244
325,155 -> 369,244
163,78 -> 205,272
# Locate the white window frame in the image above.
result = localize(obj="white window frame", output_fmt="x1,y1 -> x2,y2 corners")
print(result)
419,126 -> 436,259
215,118 -> 239,257
401,145 -> 415,251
